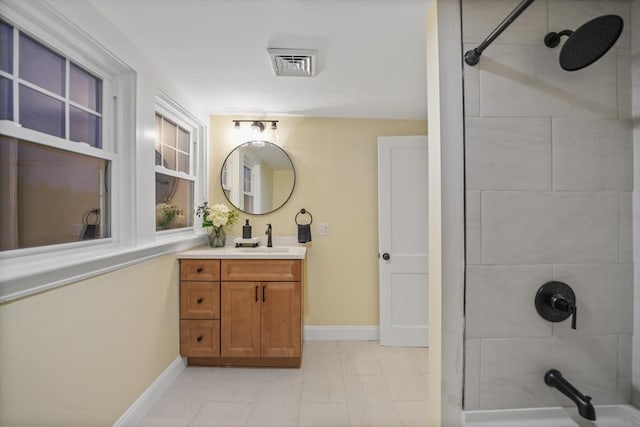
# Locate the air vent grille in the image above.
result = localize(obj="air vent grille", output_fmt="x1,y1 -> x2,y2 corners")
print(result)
268,48 -> 317,77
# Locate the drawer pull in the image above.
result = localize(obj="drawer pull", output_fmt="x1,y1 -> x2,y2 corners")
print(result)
196,335 -> 203,342
196,297 -> 204,304
196,267 -> 203,273
262,285 -> 266,302
255,285 -> 258,302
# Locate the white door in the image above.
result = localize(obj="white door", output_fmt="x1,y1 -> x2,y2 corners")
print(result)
378,136 -> 428,347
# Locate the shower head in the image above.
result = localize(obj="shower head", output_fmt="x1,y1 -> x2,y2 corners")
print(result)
544,14 -> 624,71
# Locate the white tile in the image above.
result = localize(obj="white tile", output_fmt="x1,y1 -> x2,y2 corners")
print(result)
404,346 -> 429,375
466,191 -> 482,265
139,418 -> 190,427
189,402 -> 251,427
464,44 -> 480,117
393,400 -> 429,427
139,368 -> 214,426
479,335 -> 619,409
344,374 -> 403,427
552,119 -> 633,191
245,370 -> 302,427
205,368 -> 272,402
463,339 -> 481,411
338,341 -> 381,375
462,0 -> 548,44
552,264 -> 633,336
466,117 -> 551,191
466,265 -> 553,339
619,192 -> 633,263
482,191 -> 619,264
549,1 -> 631,50
245,399 -> 300,427
618,334 -> 632,403
298,403 -> 350,427
374,347 -> 428,400
301,343 -> 346,403
619,49 -> 632,118
479,44 -> 619,118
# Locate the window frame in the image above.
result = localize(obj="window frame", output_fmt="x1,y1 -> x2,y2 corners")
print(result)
0,1 -> 208,303
0,15 -> 117,256
154,94 -> 205,235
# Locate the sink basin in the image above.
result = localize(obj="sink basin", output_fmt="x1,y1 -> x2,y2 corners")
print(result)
240,247 -> 290,253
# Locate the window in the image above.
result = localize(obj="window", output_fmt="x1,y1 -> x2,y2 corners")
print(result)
154,105 -> 198,232
0,18 -> 112,251
243,163 -> 254,212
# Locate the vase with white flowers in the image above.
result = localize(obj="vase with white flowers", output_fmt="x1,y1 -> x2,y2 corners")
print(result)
196,202 -> 238,247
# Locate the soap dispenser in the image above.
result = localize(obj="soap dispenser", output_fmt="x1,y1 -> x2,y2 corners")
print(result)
242,219 -> 252,239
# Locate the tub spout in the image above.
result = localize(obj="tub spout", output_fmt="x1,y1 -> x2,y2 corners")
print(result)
544,369 -> 596,421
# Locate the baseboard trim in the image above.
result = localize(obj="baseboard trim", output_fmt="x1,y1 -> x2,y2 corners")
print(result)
304,325 -> 380,341
113,355 -> 186,427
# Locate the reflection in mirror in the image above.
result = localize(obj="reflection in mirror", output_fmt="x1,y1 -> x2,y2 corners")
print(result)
221,141 -> 295,215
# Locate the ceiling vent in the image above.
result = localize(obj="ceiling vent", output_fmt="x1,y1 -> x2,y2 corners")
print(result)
267,48 -> 317,77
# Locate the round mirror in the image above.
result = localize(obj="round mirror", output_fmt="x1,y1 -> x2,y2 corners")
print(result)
220,141 -> 295,215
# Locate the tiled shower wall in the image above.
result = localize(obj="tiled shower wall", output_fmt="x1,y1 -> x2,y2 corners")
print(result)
462,0 -> 634,410
632,0 -> 639,409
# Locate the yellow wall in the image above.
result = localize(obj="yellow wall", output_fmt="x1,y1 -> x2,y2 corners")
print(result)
0,255 -> 180,427
210,116 -> 427,326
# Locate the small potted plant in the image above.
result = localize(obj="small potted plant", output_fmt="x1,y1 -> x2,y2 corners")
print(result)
196,201 -> 238,247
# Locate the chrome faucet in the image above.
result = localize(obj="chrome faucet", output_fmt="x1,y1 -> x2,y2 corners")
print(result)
265,223 -> 272,248
545,369 -> 596,420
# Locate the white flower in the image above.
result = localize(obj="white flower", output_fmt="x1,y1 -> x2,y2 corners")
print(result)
207,204 -> 232,228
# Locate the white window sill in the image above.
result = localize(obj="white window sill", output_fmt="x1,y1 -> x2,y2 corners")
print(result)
0,233 -> 206,303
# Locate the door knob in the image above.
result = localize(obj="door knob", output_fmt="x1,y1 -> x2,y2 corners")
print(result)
382,253 -> 390,261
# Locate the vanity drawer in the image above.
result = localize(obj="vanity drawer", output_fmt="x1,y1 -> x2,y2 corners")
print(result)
180,319 -> 220,358
181,259 -> 220,281
221,259 -> 301,282
180,282 -> 220,319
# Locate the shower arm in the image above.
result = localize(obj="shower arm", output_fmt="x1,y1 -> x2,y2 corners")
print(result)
464,0 -> 536,66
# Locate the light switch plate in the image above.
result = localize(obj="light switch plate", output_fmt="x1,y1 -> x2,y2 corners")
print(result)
318,223 -> 330,236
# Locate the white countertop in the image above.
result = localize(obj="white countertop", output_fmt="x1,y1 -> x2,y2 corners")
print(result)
178,245 -> 307,259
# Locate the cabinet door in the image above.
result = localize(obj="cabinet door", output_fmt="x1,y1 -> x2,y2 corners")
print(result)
221,282 -> 261,357
261,282 -> 301,358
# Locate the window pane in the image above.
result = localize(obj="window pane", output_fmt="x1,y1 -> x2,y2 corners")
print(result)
155,114 -> 162,166
177,127 -> 189,153
70,106 -> 101,148
155,172 -> 193,231
0,20 -> 12,74
161,119 -> 177,169
19,84 -> 64,137
0,76 -> 12,120
19,34 -> 65,96
244,165 -> 252,193
0,136 -> 110,251
177,153 -> 189,174
162,119 -> 177,149
70,63 -> 102,112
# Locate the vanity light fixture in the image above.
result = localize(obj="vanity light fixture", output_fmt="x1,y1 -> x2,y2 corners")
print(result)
232,120 -> 279,145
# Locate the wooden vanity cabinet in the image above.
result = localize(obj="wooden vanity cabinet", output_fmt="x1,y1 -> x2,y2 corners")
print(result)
179,257 -> 303,368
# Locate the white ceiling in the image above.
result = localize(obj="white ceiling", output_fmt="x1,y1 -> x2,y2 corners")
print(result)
88,0 -> 431,119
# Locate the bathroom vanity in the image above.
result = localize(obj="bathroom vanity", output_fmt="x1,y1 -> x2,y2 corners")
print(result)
177,246 -> 306,368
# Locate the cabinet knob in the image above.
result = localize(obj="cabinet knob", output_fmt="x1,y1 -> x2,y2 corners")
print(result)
196,297 -> 204,304
196,267 -> 203,273
196,335 -> 203,342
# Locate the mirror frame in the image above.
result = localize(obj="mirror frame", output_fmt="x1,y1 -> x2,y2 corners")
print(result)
220,140 -> 296,215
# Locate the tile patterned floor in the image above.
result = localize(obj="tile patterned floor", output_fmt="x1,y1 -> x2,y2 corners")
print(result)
139,341 -> 429,427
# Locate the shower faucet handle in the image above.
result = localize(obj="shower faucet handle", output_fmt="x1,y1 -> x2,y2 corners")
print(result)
535,281 -> 578,329
550,293 -> 577,329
